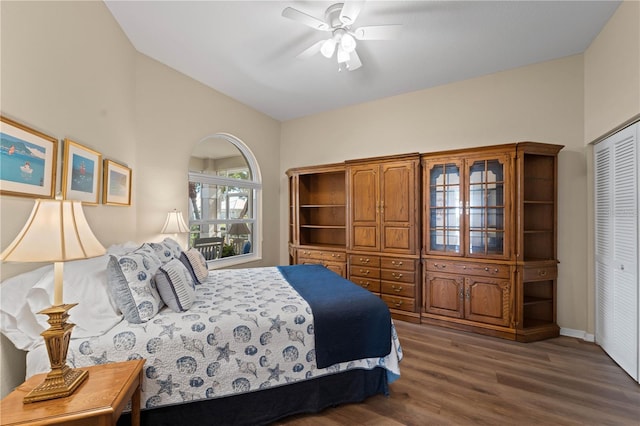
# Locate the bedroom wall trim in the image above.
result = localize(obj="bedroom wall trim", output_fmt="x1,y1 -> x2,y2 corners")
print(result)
560,327 -> 595,342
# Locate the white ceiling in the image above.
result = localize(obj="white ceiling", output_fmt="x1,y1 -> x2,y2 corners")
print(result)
105,0 -> 620,122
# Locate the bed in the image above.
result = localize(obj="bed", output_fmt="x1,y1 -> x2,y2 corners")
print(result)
0,240 -> 402,425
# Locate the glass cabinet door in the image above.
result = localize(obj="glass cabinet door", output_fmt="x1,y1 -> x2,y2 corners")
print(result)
427,162 -> 462,254
467,158 -> 506,257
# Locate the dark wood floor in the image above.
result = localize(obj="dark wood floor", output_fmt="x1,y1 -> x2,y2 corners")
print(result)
276,321 -> 640,425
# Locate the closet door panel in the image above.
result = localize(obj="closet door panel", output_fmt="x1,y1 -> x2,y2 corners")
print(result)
595,122 -> 639,382
611,130 -> 638,378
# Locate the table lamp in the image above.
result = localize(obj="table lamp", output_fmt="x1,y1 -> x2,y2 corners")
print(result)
160,209 -> 190,234
0,198 -> 105,403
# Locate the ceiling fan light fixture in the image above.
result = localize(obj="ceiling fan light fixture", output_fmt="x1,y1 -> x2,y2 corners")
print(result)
340,32 -> 357,53
320,38 -> 337,58
336,46 -> 350,64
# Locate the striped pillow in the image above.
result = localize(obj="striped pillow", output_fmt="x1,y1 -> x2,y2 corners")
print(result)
180,248 -> 209,284
154,259 -> 196,312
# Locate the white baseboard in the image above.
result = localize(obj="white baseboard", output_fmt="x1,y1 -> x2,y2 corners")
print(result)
560,327 -> 595,342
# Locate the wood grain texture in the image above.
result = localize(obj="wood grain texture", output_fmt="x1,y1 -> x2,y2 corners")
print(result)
275,321 -> 640,425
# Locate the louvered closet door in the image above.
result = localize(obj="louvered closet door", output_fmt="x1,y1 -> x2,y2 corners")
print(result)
595,122 -> 639,382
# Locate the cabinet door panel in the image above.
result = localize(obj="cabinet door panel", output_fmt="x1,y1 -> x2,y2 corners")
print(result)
465,154 -> 511,259
382,161 -> 417,253
382,163 -> 412,223
353,226 -> 378,249
464,277 -> 511,326
350,166 -> 380,251
383,226 -> 412,251
424,159 -> 464,256
424,272 -> 464,318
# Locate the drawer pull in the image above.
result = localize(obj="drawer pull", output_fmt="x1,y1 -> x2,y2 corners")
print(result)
359,269 -> 370,275
392,285 -> 403,293
391,260 -> 404,266
538,269 -> 547,277
359,257 -> 370,264
393,301 -> 403,308
361,281 -> 370,288
434,263 -> 446,269
391,272 -> 404,280
485,267 -> 499,274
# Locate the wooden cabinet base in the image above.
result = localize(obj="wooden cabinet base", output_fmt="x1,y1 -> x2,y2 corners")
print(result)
421,314 -> 559,342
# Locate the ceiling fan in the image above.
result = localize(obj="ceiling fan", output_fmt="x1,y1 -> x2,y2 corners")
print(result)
282,1 -> 401,71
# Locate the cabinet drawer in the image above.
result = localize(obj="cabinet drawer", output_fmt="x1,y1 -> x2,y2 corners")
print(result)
349,254 -> 381,267
351,277 -> 381,293
380,269 -> 415,284
381,294 -> 416,312
426,260 -> 510,279
381,281 -> 415,298
298,249 -> 345,262
380,257 -> 415,271
523,266 -> 557,282
349,266 -> 381,279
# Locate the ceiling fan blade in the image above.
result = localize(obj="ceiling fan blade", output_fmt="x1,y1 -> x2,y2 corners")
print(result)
339,0 -> 365,25
346,49 -> 362,71
282,7 -> 330,31
297,39 -> 326,59
353,24 -> 402,40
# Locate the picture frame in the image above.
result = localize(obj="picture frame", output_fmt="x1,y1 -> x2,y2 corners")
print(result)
103,159 -> 132,206
61,138 -> 102,205
0,115 -> 58,199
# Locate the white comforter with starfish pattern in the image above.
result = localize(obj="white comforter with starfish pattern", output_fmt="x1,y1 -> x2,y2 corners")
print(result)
26,267 -> 402,409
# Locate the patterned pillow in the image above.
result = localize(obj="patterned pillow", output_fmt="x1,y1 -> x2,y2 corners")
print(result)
180,248 -> 209,284
155,259 -> 196,312
162,237 -> 183,259
148,242 -> 174,264
106,244 -> 163,324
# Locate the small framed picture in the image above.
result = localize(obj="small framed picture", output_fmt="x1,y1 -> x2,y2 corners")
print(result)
61,138 -> 102,205
103,159 -> 132,206
0,116 -> 58,199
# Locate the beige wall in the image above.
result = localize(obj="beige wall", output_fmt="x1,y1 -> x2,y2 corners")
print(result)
281,55 -> 588,337
583,0 -> 640,340
584,0 -> 640,143
0,0 -> 137,397
0,1 -> 280,397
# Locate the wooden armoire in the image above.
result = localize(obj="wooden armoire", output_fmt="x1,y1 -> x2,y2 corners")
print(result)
287,142 -> 563,341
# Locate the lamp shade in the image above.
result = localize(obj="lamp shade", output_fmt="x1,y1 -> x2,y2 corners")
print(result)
161,210 -> 190,233
228,222 -> 251,236
1,199 -> 105,263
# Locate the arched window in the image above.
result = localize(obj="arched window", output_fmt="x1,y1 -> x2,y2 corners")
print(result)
188,133 -> 261,268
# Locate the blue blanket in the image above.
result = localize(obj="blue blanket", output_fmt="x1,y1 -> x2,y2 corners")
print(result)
277,264 -> 392,369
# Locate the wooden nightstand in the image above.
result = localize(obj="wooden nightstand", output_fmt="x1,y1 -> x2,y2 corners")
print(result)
0,359 -> 144,426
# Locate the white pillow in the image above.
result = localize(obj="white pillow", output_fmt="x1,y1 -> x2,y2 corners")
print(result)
28,255 -> 123,337
1,255 -> 124,351
0,264 -> 52,350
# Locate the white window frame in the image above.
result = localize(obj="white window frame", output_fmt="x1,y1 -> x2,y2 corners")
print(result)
188,133 -> 262,268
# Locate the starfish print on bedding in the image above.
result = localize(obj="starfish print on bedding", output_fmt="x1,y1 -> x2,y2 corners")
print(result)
267,363 -> 285,382
269,315 -> 286,332
157,374 -> 180,396
159,322 -> 181,340
215,342 -> 236,362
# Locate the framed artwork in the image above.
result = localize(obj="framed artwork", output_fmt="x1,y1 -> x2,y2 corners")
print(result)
0,115 -> 58,199
62,138 -> 102,205
103,159 -> 132,206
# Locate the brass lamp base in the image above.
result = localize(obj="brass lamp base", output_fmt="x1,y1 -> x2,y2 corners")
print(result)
23,304 -> 89,403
